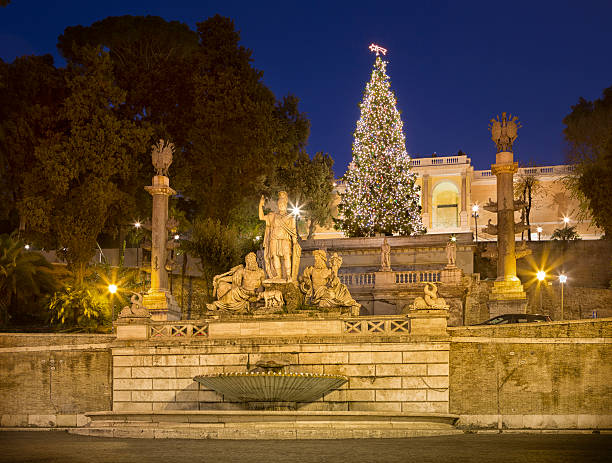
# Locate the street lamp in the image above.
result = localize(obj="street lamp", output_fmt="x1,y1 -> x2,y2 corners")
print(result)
563,216 -> 570,226
536,270 -> 546,311
471,204 -> 480,242
559,274 -> 567,320
536,226 -> 542,241
108,284 -> 118,324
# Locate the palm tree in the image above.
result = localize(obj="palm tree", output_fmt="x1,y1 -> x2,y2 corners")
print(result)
0,234 -> 57,326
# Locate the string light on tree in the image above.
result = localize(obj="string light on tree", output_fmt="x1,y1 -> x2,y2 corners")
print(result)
337,44 -> 424,237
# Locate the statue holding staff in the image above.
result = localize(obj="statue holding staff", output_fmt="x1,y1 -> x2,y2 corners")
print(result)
259,191 -> 301,281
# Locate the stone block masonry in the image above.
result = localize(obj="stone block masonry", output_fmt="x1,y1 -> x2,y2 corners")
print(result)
111,338 -> 450,414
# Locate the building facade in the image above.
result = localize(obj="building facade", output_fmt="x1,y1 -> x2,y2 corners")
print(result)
314,154 -> 600,240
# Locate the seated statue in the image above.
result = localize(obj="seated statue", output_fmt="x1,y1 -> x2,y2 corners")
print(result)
299,250 -> 360,314
207,252 -> 266,313
410,282 -> 448,310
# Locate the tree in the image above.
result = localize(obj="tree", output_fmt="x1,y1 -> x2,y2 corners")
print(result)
0,55 -> 66,233
58,15 -> 310,227
514,164 -> 543,241
337,55 -> 424,237
551,225 -> 580,241
181,217 -> 250,299
272,151 -> 335,239
20,48 -> 152,283
563,86 -> 612,236
0,234 -> 57,326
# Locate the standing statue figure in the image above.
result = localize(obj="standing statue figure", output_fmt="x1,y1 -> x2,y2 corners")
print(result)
259,191 -> 301,281
151,139 -> 174,176
207,252 -> 266,313
446,237 -> 457,267
380,238 -> 392,271
299,250 -> 360,314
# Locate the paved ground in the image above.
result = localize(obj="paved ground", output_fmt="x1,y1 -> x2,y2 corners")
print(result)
0,431 -> 610,463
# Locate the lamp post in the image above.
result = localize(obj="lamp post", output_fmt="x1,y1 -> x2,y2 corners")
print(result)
536,226 -> 542,241
559,274 -> 567,320
536,270 -> 546,311
471,204 -> 480,242
108,284 -> 118,324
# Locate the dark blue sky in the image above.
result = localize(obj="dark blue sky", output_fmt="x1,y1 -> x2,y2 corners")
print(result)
2,1 -> 611,176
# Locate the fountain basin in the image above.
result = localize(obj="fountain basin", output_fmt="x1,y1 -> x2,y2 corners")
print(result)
194,371 -> 348,410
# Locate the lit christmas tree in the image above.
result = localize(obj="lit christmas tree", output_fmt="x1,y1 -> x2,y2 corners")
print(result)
337,44 -> 425,237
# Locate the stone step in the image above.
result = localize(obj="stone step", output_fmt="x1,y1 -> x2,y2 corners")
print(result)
71,411 -> 460,439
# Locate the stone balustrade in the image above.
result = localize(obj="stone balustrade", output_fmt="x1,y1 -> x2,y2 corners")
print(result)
117,311 -> 450,342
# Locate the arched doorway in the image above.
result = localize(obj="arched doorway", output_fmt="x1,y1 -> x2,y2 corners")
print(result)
432,181 -> 459,229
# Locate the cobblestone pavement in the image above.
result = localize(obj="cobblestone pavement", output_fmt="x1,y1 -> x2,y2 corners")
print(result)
0,431 -> 610,463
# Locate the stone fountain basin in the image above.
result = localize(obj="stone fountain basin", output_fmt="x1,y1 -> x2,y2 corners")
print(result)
194,372 -> 348,405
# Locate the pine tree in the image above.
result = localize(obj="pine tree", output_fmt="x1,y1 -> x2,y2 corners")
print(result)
338,54 -> 424,237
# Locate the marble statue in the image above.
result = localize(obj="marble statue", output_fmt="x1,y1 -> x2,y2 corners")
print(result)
380,238 -> 391,271
151,139 -> 174,176
489,112 -> 521,153
118,293 -> 150,318
410,282 -> 448,310
299,249 -> 360,314
259,191 -> 301,281
207,252 -> 266,313
445,238 -> 456,267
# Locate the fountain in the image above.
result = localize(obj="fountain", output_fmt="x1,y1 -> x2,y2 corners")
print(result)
194,360 -> 348,410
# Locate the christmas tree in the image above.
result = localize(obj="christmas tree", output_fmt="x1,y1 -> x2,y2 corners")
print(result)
337,45 -> 425,237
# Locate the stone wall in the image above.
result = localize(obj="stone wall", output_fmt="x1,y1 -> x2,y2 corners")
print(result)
0,334 -> 113,427
112,337 -> 450,414
448,319 -> 612,429
476,240 -> 612,288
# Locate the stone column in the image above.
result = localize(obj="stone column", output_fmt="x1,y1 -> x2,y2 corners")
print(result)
459,173 -> 468,229
143,175 -> 181,321
488,152 -> 526,315
146,176 -> 174,291
421,174 -> 430,229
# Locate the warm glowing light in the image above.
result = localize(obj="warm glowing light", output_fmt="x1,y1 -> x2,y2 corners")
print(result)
563,217 -> 570,224
108,284 -> 118,294
369,43 -> 387,56
536,271 -> 546,281
134,221 -> 141,229
291,206 -> 301,217
536,226 -> 543,233
451,236 -> 456,242
559,274 -> 567,284
174,234 -> 180,240
24,244 -> 30,250
472,204 -> 479,213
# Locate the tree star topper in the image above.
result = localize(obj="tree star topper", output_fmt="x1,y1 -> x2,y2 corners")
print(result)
369,43 -> 387,56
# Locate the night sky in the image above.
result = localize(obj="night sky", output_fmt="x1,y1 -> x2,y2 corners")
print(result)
2,1 -> 611,176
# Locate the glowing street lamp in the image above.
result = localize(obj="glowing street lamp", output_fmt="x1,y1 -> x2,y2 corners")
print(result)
536,226 -> 542,241
471,204 -> 480,242
108,283 -> 118,323
174,234 -> 180,241
134,221 -> 141,229
24,244 -> 30,250
536,270 -> 546,311
559,274 -> 567,320
563,216 -> 570,226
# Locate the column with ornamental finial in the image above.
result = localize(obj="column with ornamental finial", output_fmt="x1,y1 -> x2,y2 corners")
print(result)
486,113 -> 528,316
142,139 -> 181,320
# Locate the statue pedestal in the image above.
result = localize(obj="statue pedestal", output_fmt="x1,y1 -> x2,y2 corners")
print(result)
263,280 -> 303,312
374,271 -> 395,288
441,265 -> 462,284
143,290 -> 181,321
488,278 -> 527,317
407,308 -> 449,336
